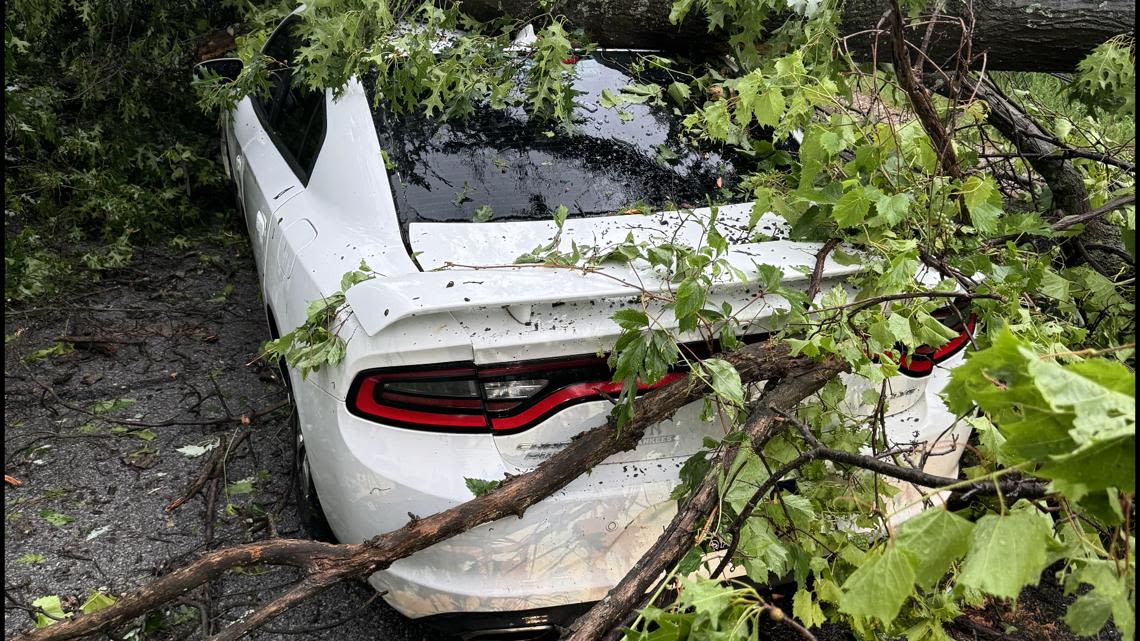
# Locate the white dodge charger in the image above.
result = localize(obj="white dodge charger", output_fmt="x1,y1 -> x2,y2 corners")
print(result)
202,12 -> 975,640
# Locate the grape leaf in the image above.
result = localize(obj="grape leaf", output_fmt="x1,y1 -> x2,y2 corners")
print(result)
874,192 -> 911,226
793,587 -> 826,628
839,543 -> 915,625
676,576 -> 734,629
895,507 -> 975,589
958,506 -> 1052,599
80,591 -> 116,615
39,510 -> 73,527
755,88 -> 785,129
961,176 -> 1003,234
832,185 -> 876,228
701,358 -> 744,407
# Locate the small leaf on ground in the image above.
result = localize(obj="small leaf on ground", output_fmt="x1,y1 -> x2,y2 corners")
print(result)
16,553 -> 46,565
225,478 -> 255,496
39,510 -> 73,527
89,398 -> 136,414
31,595 -> 70,628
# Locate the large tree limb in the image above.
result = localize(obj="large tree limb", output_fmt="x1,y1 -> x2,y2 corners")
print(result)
458,0 -> 1134,72
955,74 -> 1134,274
888,0 -> 964,181
13,340 -> 822,641
960,75 -> 1093,219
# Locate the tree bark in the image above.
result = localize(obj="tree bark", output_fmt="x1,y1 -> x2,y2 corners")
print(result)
460,0 -> 1134,72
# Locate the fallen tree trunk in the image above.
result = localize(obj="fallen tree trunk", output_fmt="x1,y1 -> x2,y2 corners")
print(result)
12,340 -> 817,641
459,0 -> 1134,71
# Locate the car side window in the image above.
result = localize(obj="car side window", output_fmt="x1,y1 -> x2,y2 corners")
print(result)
255,17 -> 326,183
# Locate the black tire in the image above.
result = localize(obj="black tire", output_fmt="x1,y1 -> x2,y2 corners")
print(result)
290,404 -> 338,542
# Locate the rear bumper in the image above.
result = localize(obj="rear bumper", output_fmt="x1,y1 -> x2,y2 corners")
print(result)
419,602 -> 595,641
298,354 -> 970,620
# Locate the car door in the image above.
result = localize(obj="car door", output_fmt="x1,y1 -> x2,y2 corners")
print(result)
231,15 -> 326,291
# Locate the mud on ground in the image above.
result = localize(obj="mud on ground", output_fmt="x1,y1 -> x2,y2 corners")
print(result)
3,223 -> 1117,641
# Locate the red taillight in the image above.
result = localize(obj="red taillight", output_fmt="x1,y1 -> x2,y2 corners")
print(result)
886,298 -> 977,376
347,358 -> 685,434
351,365 -> 489,430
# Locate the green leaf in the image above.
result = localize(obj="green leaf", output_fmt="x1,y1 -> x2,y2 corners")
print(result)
895,508 -> 975,589
818,131 -> 845,156
473,204 -> 494,222
667,81 -> 691,105
225,478 -> 255,496
874,193 -> 911,226
943,329 -> 1079,462
1025,356 -> 1135,496
599,88 -> 621,108
958,507 -> 1052,599
838,543 -> 916,625
612,308 -> 649,330
886,312 -> 915,347
79,591 -> 116,615
676,576 -> 734,628
701,358 -> 744,407
961,176 -> 1003,234
464,477 -> 500,497
1039,435 -> 1135,499
39,510 -> 73,527
1063,561 -> 1134,638
1038,269 -> 1070,301
552,204 -> 569,229
793,588 -> 826,628
754,87 -> 785,129
655,144 -> 680,166
17,553 -> 46,565
1066,588 -> 1116,636
832,185 -> 877,228
831,248 -> 863,266
672,450 -> 712,501
703,100 -> 731,141
31,595 -> 70,628
754,263 -> 783,292
1027,357 -> 1134,446
674,277 -> 705,322
89,398 -> 137,414
739,518 -> 790,581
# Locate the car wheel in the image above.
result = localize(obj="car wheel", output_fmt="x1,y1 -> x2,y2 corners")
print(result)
290,405 -> 337,542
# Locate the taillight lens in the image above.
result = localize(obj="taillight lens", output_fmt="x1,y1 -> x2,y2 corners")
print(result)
348,357 -> 683,434
352,365 -> 488,429
891,298 -> 977,376
347,334 -> 769,434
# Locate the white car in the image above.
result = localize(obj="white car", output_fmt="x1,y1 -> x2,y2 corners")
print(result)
201,14 -> 976,640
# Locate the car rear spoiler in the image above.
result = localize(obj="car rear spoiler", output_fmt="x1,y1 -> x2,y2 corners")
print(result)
343,240 -> 861,336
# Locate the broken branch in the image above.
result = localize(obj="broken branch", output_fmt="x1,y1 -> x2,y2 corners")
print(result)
14,340 -> 822,641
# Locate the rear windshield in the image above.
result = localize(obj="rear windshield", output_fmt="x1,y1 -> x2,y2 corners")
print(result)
368,51 -> 739,228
